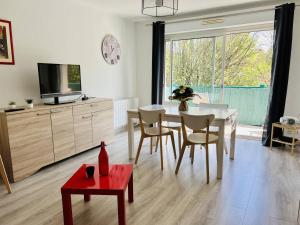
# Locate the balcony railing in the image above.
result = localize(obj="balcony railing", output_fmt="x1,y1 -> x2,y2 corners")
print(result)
165,85 -> 270,126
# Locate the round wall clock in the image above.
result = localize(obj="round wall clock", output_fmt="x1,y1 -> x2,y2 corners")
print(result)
101,34 -> 121,65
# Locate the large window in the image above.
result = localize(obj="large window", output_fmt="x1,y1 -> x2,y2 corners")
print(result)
165,30 -> 274,125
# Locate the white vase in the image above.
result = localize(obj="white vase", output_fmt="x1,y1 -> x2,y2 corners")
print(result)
27,103 -> 33,109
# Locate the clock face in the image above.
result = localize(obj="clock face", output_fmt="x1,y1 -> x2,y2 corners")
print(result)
101,35 -> 121,65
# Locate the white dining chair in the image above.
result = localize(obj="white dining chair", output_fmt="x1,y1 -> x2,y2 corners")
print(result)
175,113 -> 218,184
135,108 -> 177,170
190,103 -> 229,156
0,154 -> 12,193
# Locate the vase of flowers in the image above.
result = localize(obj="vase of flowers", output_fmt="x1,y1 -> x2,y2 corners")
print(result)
168,86 -> 198,111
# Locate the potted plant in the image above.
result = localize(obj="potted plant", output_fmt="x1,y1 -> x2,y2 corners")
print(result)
25,99 -> 34,109
8,101 -> 17,109
169,86 -> 198,111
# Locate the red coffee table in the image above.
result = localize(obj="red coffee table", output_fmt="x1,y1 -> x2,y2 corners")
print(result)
61,164 -> 133,225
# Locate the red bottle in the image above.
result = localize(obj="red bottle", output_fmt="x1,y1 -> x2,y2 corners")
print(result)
98,141 -> 109,176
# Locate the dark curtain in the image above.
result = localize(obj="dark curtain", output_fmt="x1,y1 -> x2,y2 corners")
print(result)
262,3 -> 295,146
152,21 -> 165,105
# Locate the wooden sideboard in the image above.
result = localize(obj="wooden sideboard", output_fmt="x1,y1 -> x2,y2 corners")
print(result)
0,98 -> 114,182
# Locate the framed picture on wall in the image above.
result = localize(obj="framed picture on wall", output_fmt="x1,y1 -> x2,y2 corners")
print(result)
0,19 -> 15,65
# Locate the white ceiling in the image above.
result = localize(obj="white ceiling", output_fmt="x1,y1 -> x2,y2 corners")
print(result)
82,0 -> 277,19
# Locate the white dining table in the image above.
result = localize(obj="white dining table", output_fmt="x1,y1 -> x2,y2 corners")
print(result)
127,104 -> 238,179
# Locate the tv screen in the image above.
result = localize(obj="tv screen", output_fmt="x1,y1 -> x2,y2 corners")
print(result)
38,63 -> 82,98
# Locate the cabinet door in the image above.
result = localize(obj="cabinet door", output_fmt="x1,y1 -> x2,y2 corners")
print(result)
74,113 -> 93,153
92,110 -> 114,146
7,110 -> 54,181
51,107 -> 75,161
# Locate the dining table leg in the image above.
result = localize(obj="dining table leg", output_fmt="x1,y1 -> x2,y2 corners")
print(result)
128,115 -> 134,160
230,123 -> 236,160
217,121 -> 225,179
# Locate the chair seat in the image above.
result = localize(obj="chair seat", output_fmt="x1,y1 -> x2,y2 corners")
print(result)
144,127 -> 171,136
188,133 -> 218,144
162,122 -> 181,129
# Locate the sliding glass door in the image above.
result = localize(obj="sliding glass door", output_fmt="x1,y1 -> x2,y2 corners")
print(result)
165,30 -> 273,125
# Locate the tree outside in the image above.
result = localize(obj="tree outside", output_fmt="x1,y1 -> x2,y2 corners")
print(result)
165,31 -> 273,88
164,30 -> 274,126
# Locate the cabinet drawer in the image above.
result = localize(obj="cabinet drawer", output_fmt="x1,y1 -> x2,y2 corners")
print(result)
90,101 -> 113,112
7,110 -> 50,129
92,109 -> 114,146
7,110 -> 51,123
7,110 -> 54,181
74,113 -> 93,152
51,106 -> 75,161
51,106 -> 73,114
73,104 -> 91,116
73,101 -> 113,115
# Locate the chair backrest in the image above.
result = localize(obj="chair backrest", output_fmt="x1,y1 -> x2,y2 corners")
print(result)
138,108 -> 166,125
198,103 -> 229,109
192,92 -> 210,104
181,113 -> 215,131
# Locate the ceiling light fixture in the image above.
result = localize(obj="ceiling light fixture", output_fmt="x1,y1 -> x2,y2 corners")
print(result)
142,0 -> 178,17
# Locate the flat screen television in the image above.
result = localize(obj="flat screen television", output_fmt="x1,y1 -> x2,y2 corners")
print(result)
38,63 -> 82,104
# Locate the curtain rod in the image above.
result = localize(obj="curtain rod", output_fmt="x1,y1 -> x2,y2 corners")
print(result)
145,3 -> 299,26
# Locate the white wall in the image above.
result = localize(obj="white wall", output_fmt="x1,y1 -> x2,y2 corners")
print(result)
0,0 -> 136,107
135,23 -> 153,106
284,7 -> 300,117
135,11 -> 275,106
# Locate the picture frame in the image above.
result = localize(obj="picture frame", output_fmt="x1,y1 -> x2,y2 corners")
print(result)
0,19 -> 15,65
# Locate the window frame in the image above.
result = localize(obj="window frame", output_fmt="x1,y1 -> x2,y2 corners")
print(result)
163,22 -> 274,104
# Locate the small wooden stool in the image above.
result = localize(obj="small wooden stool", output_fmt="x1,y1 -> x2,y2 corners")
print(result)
270,122 -> 300,153
0,155 -> 12,193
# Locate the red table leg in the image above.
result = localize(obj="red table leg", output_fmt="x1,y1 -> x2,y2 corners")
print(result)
62,193 -> 73,225
117,191 -> 126,225
84,194 -> 91,202
128,174 -> 134,203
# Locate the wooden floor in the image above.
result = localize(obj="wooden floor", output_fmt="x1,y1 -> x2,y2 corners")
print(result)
1,131 -> 300,225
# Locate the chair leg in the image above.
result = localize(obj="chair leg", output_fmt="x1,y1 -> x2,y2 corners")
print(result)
150,137 -> 153,154
135,136 -> 144,164
159,135 -> 164,170
191,145 -> 195,164
190,145 -> 195,158
175,144 -> 187,174
205,143 -> 210,184
170,133 -> 177,159
165,135 -> 168,145
178,129 -> 182,153
0,156 -> 12,193
155,137 -> 159,152
224,142 -> 228,154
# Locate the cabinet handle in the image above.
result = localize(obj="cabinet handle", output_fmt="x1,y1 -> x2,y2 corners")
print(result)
82,115 -> 92,119
36,112 -> 50,116
90,104 -> 93,107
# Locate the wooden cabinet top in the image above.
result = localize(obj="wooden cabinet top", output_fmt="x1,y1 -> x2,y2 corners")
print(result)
0,98 -> 112,115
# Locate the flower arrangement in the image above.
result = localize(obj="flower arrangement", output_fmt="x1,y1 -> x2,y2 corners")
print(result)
169,86 -> 197,101
169,86 -> 198,111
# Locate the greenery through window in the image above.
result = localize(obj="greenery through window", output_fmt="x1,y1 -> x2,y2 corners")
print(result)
164,30 -> 274,126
